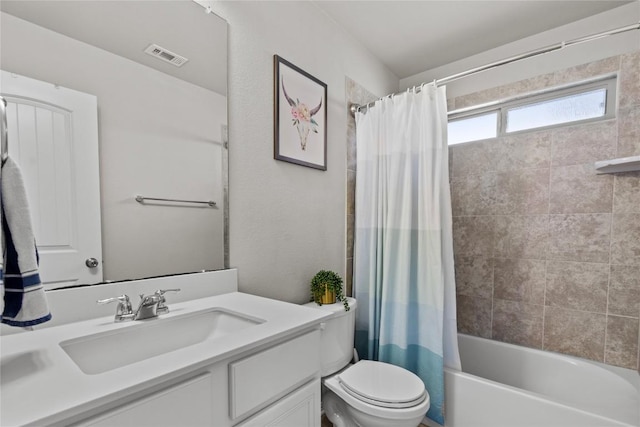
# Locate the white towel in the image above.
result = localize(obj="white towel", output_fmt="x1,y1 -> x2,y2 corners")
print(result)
1,156 -> 51,327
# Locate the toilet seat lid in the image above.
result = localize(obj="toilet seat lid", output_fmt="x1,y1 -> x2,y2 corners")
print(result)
337,360 -> 427,409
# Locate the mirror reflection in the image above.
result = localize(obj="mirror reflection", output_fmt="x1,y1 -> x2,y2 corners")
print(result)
0,0 -> 228,289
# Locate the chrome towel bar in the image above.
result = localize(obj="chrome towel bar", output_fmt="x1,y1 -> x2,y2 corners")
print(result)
135,195 -> 216,207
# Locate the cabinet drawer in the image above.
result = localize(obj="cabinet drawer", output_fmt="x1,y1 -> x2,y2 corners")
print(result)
236,379 -> 320,427
75,373 -> 215,427
229,330 -> 320,420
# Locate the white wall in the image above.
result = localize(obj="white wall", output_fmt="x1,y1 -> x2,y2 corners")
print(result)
206,1 -> 398,303
401,2 -> 640,99
0,12 -> 227,282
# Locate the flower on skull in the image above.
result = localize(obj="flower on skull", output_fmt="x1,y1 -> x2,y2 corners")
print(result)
282,78 -> 322,150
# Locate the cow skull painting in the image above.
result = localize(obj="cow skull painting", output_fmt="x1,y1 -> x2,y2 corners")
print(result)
281,77 -> 322,151
274,55 -> 327,170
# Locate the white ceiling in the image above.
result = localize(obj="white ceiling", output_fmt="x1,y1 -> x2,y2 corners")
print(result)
2,1 -> 634,92
0,0 -> 227,95
312,0 -> 635,79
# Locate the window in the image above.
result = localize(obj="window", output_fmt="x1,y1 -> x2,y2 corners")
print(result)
448,112 -> 498,145
447,76 -> 616,145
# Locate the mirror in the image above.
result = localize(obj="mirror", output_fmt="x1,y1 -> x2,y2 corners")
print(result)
0,1 -> 228,289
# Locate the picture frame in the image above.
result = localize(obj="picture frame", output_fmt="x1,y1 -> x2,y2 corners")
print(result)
274,55 -> 327,170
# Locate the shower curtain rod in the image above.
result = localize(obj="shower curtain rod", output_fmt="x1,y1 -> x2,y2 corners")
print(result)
350,22 -> 640,117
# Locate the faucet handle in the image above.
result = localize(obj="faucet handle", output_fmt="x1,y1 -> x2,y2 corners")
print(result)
155,289 -> 180,314
154,288 -> 181,296
97,295 -> 133,321
97,294 -> 130,306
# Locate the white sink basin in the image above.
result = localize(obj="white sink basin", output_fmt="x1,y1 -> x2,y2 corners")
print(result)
60,309 -> 263,374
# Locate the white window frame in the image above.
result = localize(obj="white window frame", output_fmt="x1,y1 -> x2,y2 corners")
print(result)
447,74 -> 617,145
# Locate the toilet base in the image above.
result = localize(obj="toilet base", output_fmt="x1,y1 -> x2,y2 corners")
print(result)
323,389 -> 427,427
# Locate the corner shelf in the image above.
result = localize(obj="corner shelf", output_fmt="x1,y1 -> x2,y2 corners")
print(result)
594,155 -> 640,174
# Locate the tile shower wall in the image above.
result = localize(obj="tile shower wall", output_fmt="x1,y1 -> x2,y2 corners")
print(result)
451,52 -> 640,370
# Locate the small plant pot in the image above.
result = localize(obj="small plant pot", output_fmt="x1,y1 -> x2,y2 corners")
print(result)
318,286 -> 336,304
310,270 -> 350,311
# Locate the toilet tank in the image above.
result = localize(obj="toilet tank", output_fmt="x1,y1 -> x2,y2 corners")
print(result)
303,297 -> 357,377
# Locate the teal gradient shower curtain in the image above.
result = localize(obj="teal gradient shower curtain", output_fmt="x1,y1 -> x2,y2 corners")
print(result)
353,83 -> 461,425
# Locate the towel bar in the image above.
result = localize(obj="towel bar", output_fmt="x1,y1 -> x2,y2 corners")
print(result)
135,195 -> 216,207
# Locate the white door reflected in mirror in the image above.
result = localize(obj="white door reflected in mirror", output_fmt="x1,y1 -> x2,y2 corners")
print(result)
1,70 -> 102,289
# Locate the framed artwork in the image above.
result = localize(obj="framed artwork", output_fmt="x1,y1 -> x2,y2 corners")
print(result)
274,55 -> 327,170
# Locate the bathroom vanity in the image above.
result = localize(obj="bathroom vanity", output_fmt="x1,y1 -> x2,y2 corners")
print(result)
1,285 -> 330,427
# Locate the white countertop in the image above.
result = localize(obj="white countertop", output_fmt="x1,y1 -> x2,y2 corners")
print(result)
1,292 -> 331,427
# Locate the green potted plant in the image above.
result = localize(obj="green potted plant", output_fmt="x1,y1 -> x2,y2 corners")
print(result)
310,270 -> 350,311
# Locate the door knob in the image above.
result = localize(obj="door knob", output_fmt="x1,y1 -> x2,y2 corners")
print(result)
85,257 -> 99,268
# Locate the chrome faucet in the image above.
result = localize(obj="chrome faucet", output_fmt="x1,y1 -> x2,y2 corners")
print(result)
97,289 -> 180,322
133,288 -> 181,320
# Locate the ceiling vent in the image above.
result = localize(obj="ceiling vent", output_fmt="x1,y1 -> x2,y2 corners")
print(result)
144,44 -> 188,67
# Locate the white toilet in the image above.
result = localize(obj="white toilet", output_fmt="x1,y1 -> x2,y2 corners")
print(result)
304,297 -> 430,427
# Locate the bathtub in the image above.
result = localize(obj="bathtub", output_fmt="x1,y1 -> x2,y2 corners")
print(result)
438,334 -> 640,427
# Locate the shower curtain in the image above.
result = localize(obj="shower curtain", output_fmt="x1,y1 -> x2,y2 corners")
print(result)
353,83 -> 461,425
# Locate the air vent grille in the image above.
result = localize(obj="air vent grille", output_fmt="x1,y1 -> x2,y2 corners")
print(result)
144,44 -> 188,67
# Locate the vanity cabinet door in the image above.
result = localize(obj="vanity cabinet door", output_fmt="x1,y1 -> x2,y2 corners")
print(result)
74,373 -> 219,427
236,379 -> 320,427
229,330 -> 320,420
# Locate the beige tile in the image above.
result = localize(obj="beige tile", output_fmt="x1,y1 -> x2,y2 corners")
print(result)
501,73 -> 555,98
605,315 -> 639,370
611,213 -> 640,266
617,106 -> 640,158
456,294 -> 492,338
548,214 -> 611,263
454,86 -> 502,109
494,131 -> 551,172
544,306 -> 606,362
447,97 -> 455,111
346,213 -> 354,259
545,261 -> 608,313
493,258 -> 545,304
619,51 -> 640,109
495,168 -> 550,215
346,257 -> 353,297
448,146 -> 453,181
614,172 -> 640,214
551,120 -> 617,167
553,56 -> 620,86
455,255 -> 494,299
346,76 -> 378,106
346,170 -> 356,216
346,77 -> 378,171
450,139 -> 498,177
549,164 -> 613,214
608,265 -> 640,318
492,299 -> 544,348
451,173 -> 496,216
453,216 -> 495,257
493,215 -> 549,260
347,118 -> 357,171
